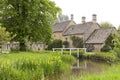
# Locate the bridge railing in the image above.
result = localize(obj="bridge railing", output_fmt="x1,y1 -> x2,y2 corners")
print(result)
52,48 -> 86,57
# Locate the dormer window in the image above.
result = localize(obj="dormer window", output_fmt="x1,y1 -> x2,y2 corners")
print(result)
65,38 -> 68,41
71,27 -> 74,30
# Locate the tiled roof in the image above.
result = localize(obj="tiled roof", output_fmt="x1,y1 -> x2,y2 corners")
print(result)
85,27 -> 116,44
63,22 -> 93,35
52,20 -> 71,32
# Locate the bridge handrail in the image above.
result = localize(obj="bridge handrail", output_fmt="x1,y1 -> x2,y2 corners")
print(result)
52,48 -> 86,57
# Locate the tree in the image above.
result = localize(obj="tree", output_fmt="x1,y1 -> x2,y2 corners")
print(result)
113,27 -> 120,57
0,0 -> 61,51
71,36 -> 83,48
0,26 -> 13,52
101,34 -> 115,52
57,14 -> 69,22
100,22 -> 113,28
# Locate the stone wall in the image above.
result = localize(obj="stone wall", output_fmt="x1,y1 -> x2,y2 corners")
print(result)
1,42 -> 46,51
53,32 -> 63,40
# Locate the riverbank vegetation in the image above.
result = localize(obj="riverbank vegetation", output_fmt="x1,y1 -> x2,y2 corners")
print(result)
81,51 -> 118,64
0,51 -> 76,80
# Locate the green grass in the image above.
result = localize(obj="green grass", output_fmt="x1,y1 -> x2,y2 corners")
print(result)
83,51 -> 118,63
0,51 -> 76,80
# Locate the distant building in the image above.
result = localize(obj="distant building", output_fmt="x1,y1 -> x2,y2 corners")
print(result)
52,14 -> 116,52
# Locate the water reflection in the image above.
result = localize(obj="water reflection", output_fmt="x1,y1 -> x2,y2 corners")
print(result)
72,59 -> 110,76
72,59 -> 87,69
46,60 -> 110,80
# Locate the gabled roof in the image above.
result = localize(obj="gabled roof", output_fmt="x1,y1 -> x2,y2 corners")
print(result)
63,22 -> 93,35
52,20 -> 71,32
85,27 -> 116,44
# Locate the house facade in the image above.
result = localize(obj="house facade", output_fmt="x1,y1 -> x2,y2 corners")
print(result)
52,14 -> 116,52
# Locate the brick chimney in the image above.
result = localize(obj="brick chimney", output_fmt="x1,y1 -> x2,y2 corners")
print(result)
92,14 -> 97,23
82,16 -> 86,24
71,14 -> 73,20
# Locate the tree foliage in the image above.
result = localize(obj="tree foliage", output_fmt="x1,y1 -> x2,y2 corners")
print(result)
0,26 -> 13,45
0,0 -> 61,51
71,36 -> 83,48
101,34 -> 115,52
57,14 -> 69,22
113,28 -> 120,58
100,22 -> 113,28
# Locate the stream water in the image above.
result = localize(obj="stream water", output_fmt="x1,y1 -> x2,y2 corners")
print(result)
46,59 -> 110,80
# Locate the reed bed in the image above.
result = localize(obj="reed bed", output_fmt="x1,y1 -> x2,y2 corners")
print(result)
0,51 -> 75,80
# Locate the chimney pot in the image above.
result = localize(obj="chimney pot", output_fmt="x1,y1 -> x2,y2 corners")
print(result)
82,16 -> 86,24
71,14 -> 73,20
92,14 -> 97,23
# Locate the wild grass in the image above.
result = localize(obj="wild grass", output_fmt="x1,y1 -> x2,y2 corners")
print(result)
0,51 -> 76,80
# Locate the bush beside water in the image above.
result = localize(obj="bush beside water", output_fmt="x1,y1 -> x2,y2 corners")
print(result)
79,52 -> 118,64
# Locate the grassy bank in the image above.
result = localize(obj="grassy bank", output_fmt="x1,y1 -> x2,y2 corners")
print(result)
73,64 -> 120,80
0,51 -> 76,80
78,52 -> 118,64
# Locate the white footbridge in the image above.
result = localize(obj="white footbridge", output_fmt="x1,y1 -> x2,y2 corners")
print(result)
52,48 -> 86,57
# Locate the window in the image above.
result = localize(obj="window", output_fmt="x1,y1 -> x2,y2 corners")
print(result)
71,27 -> 74,30
65,38 -> 67,41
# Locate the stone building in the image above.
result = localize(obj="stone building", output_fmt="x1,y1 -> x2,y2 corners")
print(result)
52,14 -> 116,51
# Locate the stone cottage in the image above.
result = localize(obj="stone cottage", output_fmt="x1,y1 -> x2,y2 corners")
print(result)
52,14 -> 116,51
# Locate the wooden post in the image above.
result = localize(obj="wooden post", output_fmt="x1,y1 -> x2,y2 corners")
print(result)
84,61 -> 87,69
70,48 -> 71,55
84,48 -> 86,53
53,48 -> 55,52
77,59 -> 79,68
77,49 -> 79,58
0,45 -> 2,53
61,48 -> 63,54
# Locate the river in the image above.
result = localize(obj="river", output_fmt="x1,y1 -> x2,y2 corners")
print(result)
45,59 -> 110,80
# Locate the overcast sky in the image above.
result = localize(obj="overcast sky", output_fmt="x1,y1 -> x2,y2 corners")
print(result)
51,0 -> 120,28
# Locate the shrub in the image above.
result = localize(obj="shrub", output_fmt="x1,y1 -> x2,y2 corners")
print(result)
101,45 -> 112,52
79,50 -> 85,54
70,36 -> 83,48
114,47 -> 120,58
85,52 -> 117,63
101,34 -> 115,52
47,39 -> 62,50
62,40 -> 69,48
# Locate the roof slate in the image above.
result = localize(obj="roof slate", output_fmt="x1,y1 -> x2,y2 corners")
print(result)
85,27 -> 115,44
63,22 -> 93,35
52,20 -> 71,32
